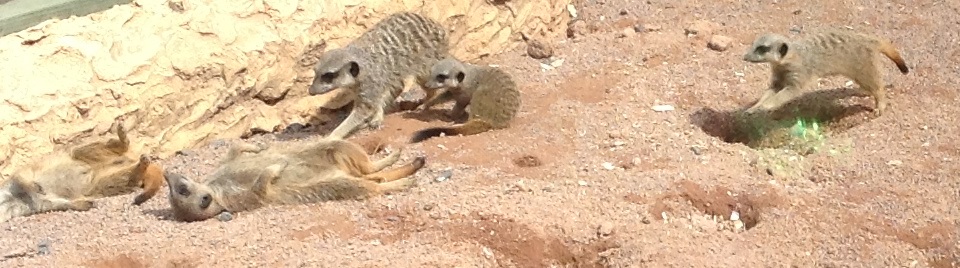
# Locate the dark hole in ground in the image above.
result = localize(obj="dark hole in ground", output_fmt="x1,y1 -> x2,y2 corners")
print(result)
674,180 -> 785,231
366,207 -> 621,267
689,88 -> 876,152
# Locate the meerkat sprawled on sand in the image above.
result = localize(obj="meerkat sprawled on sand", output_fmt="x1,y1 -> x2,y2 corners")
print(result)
408,57 -> 522,143
0,119 -> 166,222
742,28 -> 910,115
164,138 -> 426,222
308,12 -> 450,139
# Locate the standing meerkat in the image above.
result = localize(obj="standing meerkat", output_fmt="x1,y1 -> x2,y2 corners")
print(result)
741,28 -> 910,115
0,119 -> 166,222
408,57 -> 522,143
309,12 -> 449,139
164,138 -> 426,222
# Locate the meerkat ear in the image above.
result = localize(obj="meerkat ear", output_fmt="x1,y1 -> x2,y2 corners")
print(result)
778,43 -> 789,58
348,61 -> 360,77
456,71 -> 465,83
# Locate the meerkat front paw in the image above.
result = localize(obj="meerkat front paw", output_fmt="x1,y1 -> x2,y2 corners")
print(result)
367,115 -> 385,130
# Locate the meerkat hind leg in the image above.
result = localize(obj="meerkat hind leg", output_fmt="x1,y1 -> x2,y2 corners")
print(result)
43,197 -> 95,213
375,177 -> 418,194
855,67 -> 887,114
371,149 -> 403,171
223,142 -> 266,162
363,156 -> 426,183
252,162 -> 287,198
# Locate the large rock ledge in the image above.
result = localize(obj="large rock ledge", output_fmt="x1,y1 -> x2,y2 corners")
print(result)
0,0 -> 571,177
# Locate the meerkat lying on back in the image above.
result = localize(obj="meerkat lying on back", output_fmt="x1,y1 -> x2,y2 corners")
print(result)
309,12 -> 450,139
0,118 -> 166,222
164,138 -> 426,222
408,57 -> 522,143
742,28 -> 910,115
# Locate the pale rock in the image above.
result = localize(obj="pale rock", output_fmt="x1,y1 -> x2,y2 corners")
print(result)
707,35 -> 733,52
597,222 -> 615,236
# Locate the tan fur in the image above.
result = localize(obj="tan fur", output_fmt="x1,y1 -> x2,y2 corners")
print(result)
164,138 -> 426,222
308,12 -> 450,139
409,57 -> 522,143
0,119 -> 166,222
742,28 -> 910,115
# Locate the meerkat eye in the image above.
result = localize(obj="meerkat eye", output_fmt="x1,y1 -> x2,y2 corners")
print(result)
436,74 -> 448,82
175,184 -> 191,197
199,194 -> 212,209
755,45 -> 771,54
320,72 -> 338,81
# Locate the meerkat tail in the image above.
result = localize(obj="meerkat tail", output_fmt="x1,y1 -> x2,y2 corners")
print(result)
409,119 -> 495,143
877,39 -> 909,74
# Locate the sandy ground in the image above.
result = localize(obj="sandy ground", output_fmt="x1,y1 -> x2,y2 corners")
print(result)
2,0 -> 959,267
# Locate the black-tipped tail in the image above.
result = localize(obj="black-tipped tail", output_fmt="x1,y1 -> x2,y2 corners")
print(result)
895,61 -> 909,74
409,127 -> 452,143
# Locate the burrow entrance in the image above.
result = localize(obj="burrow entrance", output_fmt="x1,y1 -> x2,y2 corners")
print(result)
690,88 -> 878,155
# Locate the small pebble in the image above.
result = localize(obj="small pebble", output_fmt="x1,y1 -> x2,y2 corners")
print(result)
601,162 -> 616,170
597,222 -> 615,236
690,146 -> 704,155
217,212 -> 234,222
617,27 -> 637,38
36,239 -> 51,255
652,104 -> 675,112
481,246 -> 494,258
643,24 -> 662,32
436,169 -> 453,182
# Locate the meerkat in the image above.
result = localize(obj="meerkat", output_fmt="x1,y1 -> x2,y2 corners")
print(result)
742,28 -> 909,115
0,119 -> 166,222
164,138 -> 426,222
308,12 -> 450,139
0,176 -> 95,223
408,57 -> 522,143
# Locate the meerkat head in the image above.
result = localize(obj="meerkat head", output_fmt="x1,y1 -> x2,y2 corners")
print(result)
163,171 -> 226,222
4,176 -> 42,203
743,33 -> 790,64
0,177 -> 37,222
424,58 -> 467,90
309,48 -> 361,96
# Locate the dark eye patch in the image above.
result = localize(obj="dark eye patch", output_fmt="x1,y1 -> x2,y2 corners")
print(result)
320,72 -> 338,81
436,74 -> 448,82
755,45 -> 771,54
175,183 -> 191,196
